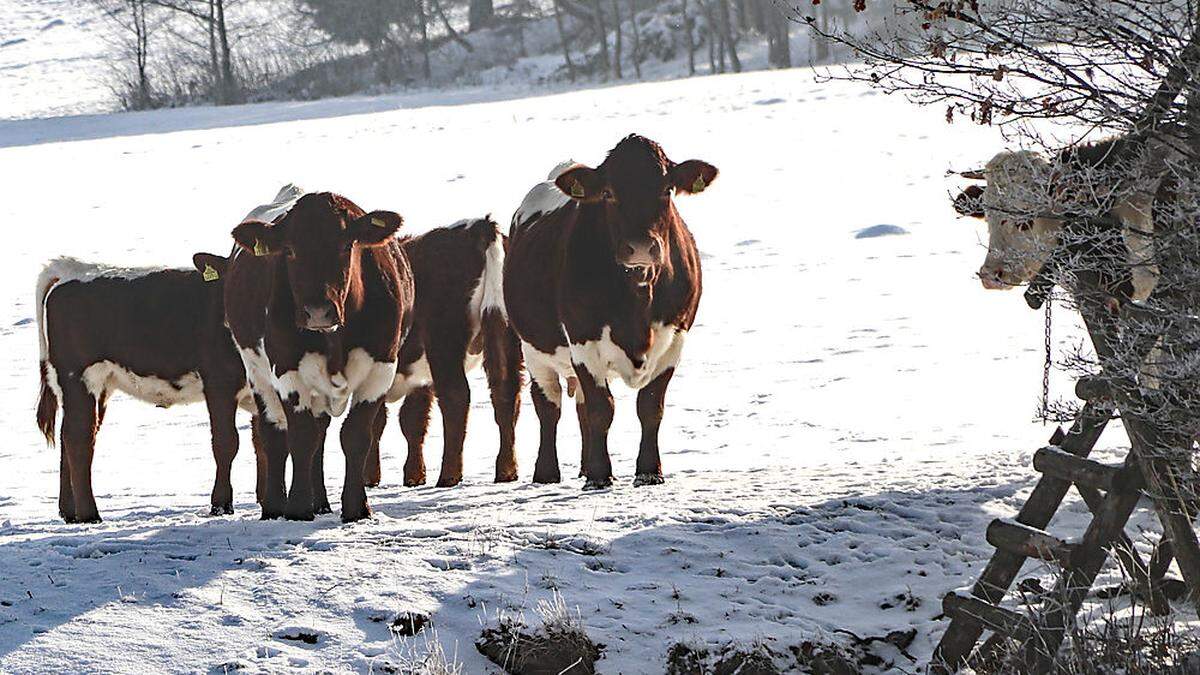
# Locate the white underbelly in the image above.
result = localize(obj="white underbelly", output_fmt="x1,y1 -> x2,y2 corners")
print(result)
82,361 -> 205,407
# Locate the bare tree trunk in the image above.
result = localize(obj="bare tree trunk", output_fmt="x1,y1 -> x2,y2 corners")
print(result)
415,0 -> 432,80
132,0 -> 150,107
468,0 -> 494,31
763,0 -> 789,68
553,0 -> 576,82
627,0 -> 641,78
611,0 -> 623,79
214,0 -> 238,103
592,0 -> 610,80
718,0 -> 741,72
681,0 -> 695,76
206,0 -> 218,88
431,0 -> 475,52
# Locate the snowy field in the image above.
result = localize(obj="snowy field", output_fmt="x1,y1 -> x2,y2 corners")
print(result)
0,67 -> 1179,672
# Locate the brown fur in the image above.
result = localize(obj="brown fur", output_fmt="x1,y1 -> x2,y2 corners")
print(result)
504,134 -> 714,489
225,192 -> 413,522
35,256 -> 249,523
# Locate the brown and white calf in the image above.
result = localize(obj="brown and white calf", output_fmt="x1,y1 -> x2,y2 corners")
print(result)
35,253 -> 251,522
224,191 -> 413,522
504,134 -> 717,489
956,136 -> 1173,301
367,217 -> 523,488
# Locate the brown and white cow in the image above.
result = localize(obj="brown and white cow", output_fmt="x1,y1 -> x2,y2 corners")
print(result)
369,217 -> 524,488
225,192 -> 413,522
504,134 -> 717,489
955,136 -> 1171,301
35,253 -> 252,522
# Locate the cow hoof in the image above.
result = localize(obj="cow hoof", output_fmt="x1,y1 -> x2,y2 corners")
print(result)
633,473 -> 665,487
435,476 -> 462,488
494,471 -> 518,483
341,506 -> 372,523
313,501 -> 333,516
364,480 -> 381,489
582,477 -> 613,491
532,468 -> 561,484
403,477 -> 426,487
209,504 -> 234,516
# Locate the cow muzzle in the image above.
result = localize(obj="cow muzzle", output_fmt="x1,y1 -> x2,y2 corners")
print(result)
619,239 -> 662,287
300,304 -> 341,333
979,265 -> 1012,290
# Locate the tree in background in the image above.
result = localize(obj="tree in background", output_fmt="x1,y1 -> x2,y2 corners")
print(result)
95,0 -> 159,109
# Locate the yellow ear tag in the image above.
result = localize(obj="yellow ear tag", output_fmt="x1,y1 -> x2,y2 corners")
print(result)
692,176 -> 706,193
571,180 -> 586,198
371,216 -> 386,228
202,264 -> 220,282
253,239 -> 269,257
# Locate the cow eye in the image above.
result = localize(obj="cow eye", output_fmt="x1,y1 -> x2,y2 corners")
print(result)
284,246 -> 296,260
601,188 -> 614,201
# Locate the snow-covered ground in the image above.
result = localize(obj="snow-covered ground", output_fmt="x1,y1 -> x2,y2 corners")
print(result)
0,66 -> 1182,672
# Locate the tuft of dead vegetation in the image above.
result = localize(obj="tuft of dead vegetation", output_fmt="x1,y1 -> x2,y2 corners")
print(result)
666,630 -> 917,674
475,591 -> 603,674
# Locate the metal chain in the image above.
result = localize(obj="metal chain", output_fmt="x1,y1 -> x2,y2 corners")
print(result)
1040,292 -> 1053,423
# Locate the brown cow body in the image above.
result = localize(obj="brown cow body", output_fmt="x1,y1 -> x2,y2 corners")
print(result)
503,135 -> 716,489
35,256 -> 251,522
369,217 -> 524,488
224,192 -> 413,522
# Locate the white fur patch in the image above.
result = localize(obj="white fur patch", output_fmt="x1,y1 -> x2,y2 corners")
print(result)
572,323 -> 686,390
238,343 -> 288,429
81,361 -> 205,407
242,184 -> 304,224
468,224 -> 507,320
522,342 -> 574,408
277,348 -> 396,417
388,354 -> 432,402
511,160 -> 578,231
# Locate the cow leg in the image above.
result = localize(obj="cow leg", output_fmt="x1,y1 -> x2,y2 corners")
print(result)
399,387 -> 433,486
311,415 -> 332,515
530,379 -> 562,484
429,346 -> 470,488
575,395 -> 590,478
483,324 -> 523,483
575,367 -> 614,490
282,408 -> 320,522
60,380 -> 101,523
204,388 -> 240,515
254,396 -> 289,519
341,400 -> 384,522
251,415 -> 266,505
364,406 -> 387,488
58,443 -> 75,523
634,368 -> 674,486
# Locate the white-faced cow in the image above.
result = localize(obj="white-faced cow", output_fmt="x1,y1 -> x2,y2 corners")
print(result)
956,136 -> 1170,301
504,134 -> 717,489
35,253 -> 252,522
224,191 -> 413,522
368,217 -> 523,488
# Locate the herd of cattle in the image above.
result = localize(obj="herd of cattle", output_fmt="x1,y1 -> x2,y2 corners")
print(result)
34,134 -> 719,524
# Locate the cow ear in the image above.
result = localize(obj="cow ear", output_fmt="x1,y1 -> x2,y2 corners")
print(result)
232,219 -> 284,256
192,252 -> 228,281
671,160 -> 719,195
349,210 -> 403,247
554,165 -> 604,201
953,185 -> 987,219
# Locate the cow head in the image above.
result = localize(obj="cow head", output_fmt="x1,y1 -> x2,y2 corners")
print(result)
231,192 -> 402,332
554,134 -> 718,286
959,150 -> 1061,290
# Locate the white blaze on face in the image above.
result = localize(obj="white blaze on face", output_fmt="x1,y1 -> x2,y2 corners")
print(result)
979,151 -> 1062,289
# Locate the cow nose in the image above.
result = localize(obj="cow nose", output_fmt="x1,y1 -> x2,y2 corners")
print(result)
979,265 -> 1007,290
621,240 -> 661,269
302,304 -> 339,332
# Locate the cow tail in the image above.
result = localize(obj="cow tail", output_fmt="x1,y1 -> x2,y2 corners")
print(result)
35,263 -> 63,446
37,363 -> 57,446
477,219 -> 525,407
